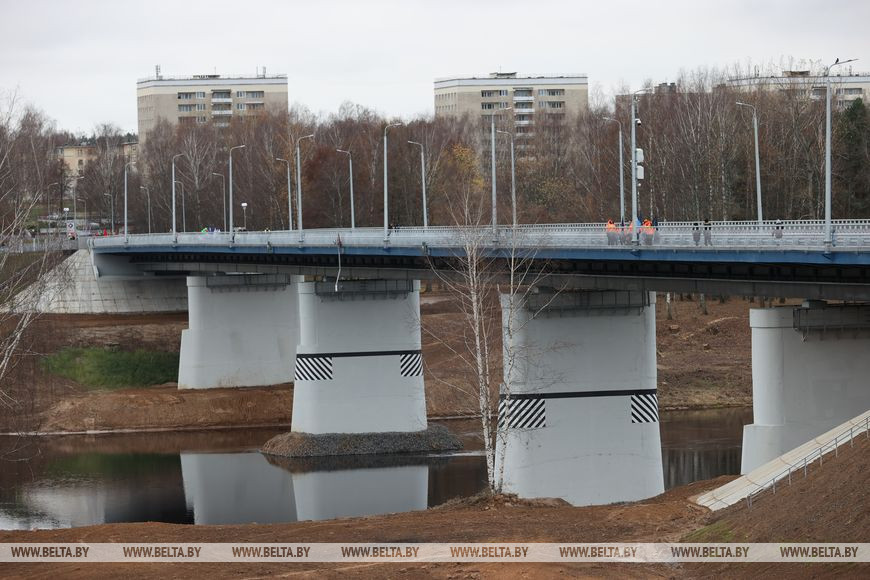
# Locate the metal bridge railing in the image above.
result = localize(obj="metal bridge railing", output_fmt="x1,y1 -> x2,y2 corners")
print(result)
89,220 -> 870,252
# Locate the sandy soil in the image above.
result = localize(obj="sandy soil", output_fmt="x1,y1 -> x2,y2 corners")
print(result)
1,294 -> 758,434
1,437 -> 865,578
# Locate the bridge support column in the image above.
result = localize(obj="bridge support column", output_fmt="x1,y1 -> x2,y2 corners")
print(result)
178,275 -> 298,389
742,303 -> 870,472
497,290 -> 664,506
291,280 -> 427,434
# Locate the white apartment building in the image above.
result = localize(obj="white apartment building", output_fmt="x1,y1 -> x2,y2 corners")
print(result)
136,72 -> 289,145
728,70 -> 870,107
434,72 -> 588,136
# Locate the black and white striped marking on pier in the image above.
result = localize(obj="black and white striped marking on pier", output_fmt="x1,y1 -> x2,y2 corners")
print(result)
295,355 -> 334,381
630,393 -> 659,423
399,353 -> 423,377
498,397 -> 546,430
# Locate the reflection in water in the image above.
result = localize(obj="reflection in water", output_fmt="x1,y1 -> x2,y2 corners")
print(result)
0,408 -> 751,529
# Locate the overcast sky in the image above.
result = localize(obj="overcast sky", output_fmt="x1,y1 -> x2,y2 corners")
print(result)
1,0 -> 867,135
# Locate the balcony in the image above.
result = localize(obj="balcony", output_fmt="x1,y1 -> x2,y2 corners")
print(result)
211,110 -> 232,116
211,97 -> 232,104
514,119 -> 533,126
513,95 -> 534,102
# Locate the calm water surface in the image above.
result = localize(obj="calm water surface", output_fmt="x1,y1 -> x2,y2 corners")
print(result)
0,409 -> 752,529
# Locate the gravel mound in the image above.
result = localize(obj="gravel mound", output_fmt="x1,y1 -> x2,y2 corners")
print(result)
261,424 -> 462,458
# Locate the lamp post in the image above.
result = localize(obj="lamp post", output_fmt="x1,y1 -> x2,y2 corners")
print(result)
140,186 -> 151,234
210,172 -> 226,232
275,158 -> 293,231
228,144 -> 246,235
736,102 -> 763,224
336,149 -> 355,229
824,57 -> 858,249
174,180 -> 186,232
383,122 -> 402,242
295,134 -> 314,236
71,175 -> 83,233
124,161 -> 134,241
407,141 -> 428,229
489,107 -> 512,238
630,88 -> 651,243
171,153 -> 182,236
496,130 -> 517,227
103,193 -> 114,234
602,117 -> 625,224
46,182 -> 59,226
241,202 -> 248,230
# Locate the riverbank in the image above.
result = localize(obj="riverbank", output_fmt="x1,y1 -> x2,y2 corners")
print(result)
1,436 -> 865,578
1,294 -> 756,434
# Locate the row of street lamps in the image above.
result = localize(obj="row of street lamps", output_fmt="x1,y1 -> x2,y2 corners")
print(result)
601,57 -> 855,248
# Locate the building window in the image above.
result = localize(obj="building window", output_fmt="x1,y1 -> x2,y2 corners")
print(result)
236,103 -> 246,110
514,89 -> 533,97
540,101 -> 564,109
196,104 -> 206,111
178,92 -> 194,100
197,116 -> 207,123
178,104 -> 195,112
237,91 -> 244,98
246,90 -> 264,99
515,102 -> 533,109
538,88 -> 565,96
481,102 -> 497,110
247,102 -> 264,111
196,91 -> 205,99
213,91 -> 231,99
481,90 -> 497,98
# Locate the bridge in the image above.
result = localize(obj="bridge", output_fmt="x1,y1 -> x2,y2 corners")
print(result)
79,220 -> 870,507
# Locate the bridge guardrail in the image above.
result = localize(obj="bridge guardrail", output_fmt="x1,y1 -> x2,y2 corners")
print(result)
89,220 -> 870,252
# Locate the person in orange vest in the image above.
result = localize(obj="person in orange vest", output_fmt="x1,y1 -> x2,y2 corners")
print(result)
642,218 -> 654,245
605,219 -> 617,245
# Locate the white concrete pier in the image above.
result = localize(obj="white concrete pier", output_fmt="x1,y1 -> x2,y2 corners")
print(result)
291,279 -> 427,434
741,303 -> 870,472
178,275 -> 298,389
497,289 -> 664,506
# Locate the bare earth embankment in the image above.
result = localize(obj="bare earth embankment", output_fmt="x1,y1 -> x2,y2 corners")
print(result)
1,294 -> 755,434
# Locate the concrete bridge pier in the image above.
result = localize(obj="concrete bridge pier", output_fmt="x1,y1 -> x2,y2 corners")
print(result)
291,279 -> 428,435
741,302 -> 870,473
496,289 -> 664,506
178,275 -> 298,389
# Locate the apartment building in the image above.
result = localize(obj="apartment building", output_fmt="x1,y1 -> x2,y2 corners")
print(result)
136,72 -> 289,145
727,70 -> 870,107
434,72 -> 588,136
55,144 -> 97,175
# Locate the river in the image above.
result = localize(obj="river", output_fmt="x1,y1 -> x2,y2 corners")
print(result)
0,408 -> 752,529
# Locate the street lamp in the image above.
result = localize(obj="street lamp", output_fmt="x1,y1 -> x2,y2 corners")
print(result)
602,117 -> 625,224
228,144 -> 246,235
174,180 -> 186,232
407,141 -> 428,229
295,134 -> 314,236
46,182 -> 59,225
140,186 -> 151,234
71,175 -> 84,233
630,88 -> 652,243
171,153 -> 183,237
103,193 -> 114,234
496,131 -> 517,227
383,122 -> 402,241
124,161 -> 134,241
241,202 -> 248,230
210,172 -> 226,232
336,149 -> 355,229
736,102 -> 763,224
824,57 -> 858,249
275,158 -> 293,231
490,107 -> 512,238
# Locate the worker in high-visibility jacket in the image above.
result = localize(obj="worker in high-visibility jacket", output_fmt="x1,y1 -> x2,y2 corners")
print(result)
643,218 -> 655,245
606,219 -> 618,245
